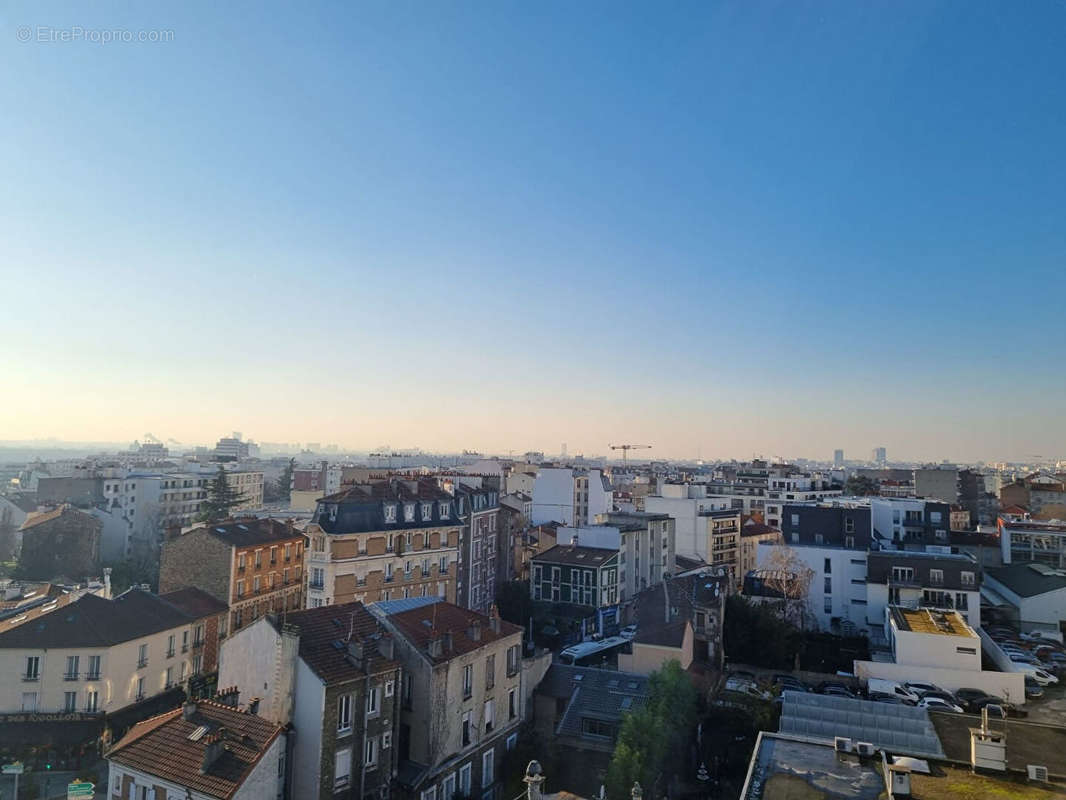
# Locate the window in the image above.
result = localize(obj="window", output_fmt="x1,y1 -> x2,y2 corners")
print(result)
338,694 -> 352,733
193,654 -> 202,674
86,690 -> 98,712
507,733 -> 518,751
440,556 -> 448,574
823,597 -> 832,614
930,511 -> 942,524
64,691 -> 77,712
365,736 -> 378,767
956,646 -> 977,655
311,567 -> 324,588
824,577 -> 831,593
25,655 -> 39,680
824,558 -> 831,574
136,676 -> 145,699
422,557 -> 430,576
253,576 -> 261,593
422,788 -> 438,800
462,711 -> 472,746
506,644 -> 520,676
509,688 -> 517,720
961,571 -> 975,586
383,731 -> 392,749
405,503 -> 416,522
385,505 -> 397,523
955,592 -> 969,610
270,546 -> 277,564
66,654 -> 79,679
406,532 -> 413,550
138,643 -> 148,667
87,655 -> 100,680
166,635 -> 175,657
443,773 -> 457,800
165,666 -> 173,688
236,579 -> 245,597
845,535 -> 855,549
385,679 -> 395,698
790,513 -> 799,526
463,665 -> 473,698
791,532 -> 799,543
482,748 -> 494,787
423,502 -> 433,521
844,518 -> 855,534
814,533 -> 824,544
21,692 -> 37,711
255,550 -> 263,568
459,764 -> 472,796
366,686 -> 379,716
284,543 -> 292,561
929,569 -> 944,585
440,502 -> 450,520
484,699 -> 495,732
403,673 -> 413,709
405,560 -> 412,576
334,747 -> 352,789
485,654 -> 495,689
581,718 -> 614,738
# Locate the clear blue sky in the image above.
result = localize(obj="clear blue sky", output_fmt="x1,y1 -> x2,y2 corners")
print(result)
1,1 -> 1064,462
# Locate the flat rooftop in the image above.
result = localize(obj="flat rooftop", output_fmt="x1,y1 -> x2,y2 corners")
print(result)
890,607 -> 976,638
741,733 -> 885,800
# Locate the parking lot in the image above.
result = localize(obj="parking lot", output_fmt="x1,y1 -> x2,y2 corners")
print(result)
1023,682 -> 1066,725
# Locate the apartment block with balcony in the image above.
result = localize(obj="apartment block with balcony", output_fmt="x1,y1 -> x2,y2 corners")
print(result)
372,599 -> 525,800
702,509 -> 743,584
159,517 -> 306,636
999,515 -> 1066,568
870,497 -> 953,549
865,551 -> 981,643
451,481 -> 501,614
305,480 -> 460,609
599,511 -> 675,602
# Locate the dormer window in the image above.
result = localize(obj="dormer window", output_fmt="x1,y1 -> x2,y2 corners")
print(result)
328,505 -> 338,522
404,503 -> 416,523
422,503 -> 433,521
384,505 -> 397,524
439,502 -> 450,520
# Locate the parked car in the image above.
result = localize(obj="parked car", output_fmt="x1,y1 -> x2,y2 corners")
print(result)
868,678 -> 921,704
904,682 -> 943,697
972,696 -> 1013,714
1017,665 -> 1059,686
918,696 -> 964,713
724,678 -> 771,701
729,670 -> 757,683
954,688 -> 991,712
619,624 -> 638,640
869,693 -> 910,705
822,686 -> 857,699
919,690 -> 960,706
1025,676 -> 1045,699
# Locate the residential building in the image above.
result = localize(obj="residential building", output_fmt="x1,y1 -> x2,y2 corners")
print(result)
0,492 -> 37,558
17,505 -> 101,580
160,517 -> 305,635
950,505 -> 971,530
499,493 -> 531,582
599,512 -> 675,601
106,697 -> 285,800
872,446 -> 887,465
643,484 -> 731,560
373,599 -> 525,800
531,468 -> 612,528
833,449 -> 844,468
702,509 -> 743,583
305,480 -> 460,608
214,432 -> 256,461
864,551 -> 981,642
217,602 -> 402,800
869,497 -> 952,548
0,587 -> 222,717
984,562 -> 1066,636
511,523 -> 559,583
620,570 -> 726,677
451,481 -> 501,613
158,587 -> 230,679
530,543 -> 620,635
913,466 -> 959,504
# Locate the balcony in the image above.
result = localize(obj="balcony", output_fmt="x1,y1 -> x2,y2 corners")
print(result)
86,672 -> 100,681
192,639 -> 204,650
902,517 -> 925,528
888,575 -> 921,588
166,649 -> 175,658
22,673 -> 39,682
384,575 -> 394,584
137,658 -> 149,668
181,644 -> 189,653
63,673 -> 79,681
309,580 -> 325,590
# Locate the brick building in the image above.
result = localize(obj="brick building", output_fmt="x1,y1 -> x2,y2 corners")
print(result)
159,517 -> 306,635
17,505 -> 101,580
305,480 -> 461,608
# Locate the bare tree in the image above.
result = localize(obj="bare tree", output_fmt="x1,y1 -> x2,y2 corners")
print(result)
760,546 -> 815,631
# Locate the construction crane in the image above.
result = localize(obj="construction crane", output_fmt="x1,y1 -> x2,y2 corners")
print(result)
609,444 -> 651,468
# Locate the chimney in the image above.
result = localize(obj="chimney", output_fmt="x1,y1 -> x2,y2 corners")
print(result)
103,567 -> 112,599
182,700 -> 198,720
428,634 -> 443,658
443,630 -> 454,653
201,731 -> 227,774
524,760 -> 545,800
247,697 -> 261,715
346,639 -> 366,672
488,604 -> 501,634
571,533 -> 579,549
285,518 -> 294,535
376,634 -> 395,660
468,620 -> 482,642
215,685 -> 240,707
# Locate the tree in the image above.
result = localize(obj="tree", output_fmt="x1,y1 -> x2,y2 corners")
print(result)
723,595 -> 801,669
264,459 -> 295,504
760,545 -> 815,631
606,660 -> 698,800
197,466 -> 247,523
844,475 -> 879,496
495,580 -> 533,628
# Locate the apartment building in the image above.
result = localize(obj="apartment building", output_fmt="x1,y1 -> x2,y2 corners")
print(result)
870,497 -> 953,548
217,602 -> 402,800
305,480 -> 460,608
999,514 -> 1066,568
643,485 -> 731,560
865,551 -> 982,642
451,481 -> 501,613
530,544 -> 620,608
913,467 -> 959,504
106,698 -> 285,800
531,468 -> 612,527
160,517 -> 306,635
17,505 -> 101,579
738,523 -> 782,585
702,509 -> 743,582
373,599 -> 525,800
599,511 -> 675,601
0,587 -> 223,717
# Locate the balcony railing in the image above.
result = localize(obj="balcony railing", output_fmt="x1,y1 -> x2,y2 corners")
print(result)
86,672 -> 100,681
166,649 -> 175,658
888,575 -> 921,588
902,517 -> 925,527
192,639 -> 204,650
63,673 -> 79,681
137,658 -> 148,668
181,644 -> 189,653
22,674 -> 39,682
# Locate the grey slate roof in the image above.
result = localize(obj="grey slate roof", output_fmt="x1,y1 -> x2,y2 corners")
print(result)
987,562 -> 1066,598
537,665 -> 649,737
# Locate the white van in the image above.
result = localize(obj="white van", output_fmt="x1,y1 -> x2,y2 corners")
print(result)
867,678 -> 921,704
1014,664 -> 1059,686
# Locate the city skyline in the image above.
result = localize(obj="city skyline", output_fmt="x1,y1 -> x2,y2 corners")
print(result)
3,2 -> 1065,464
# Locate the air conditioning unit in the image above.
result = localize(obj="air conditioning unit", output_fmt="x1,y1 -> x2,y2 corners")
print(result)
1028,765 -> 1049,782
834,737 -> 853,753
856,742 -> 875,757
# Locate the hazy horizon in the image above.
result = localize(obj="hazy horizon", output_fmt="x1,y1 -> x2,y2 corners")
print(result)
3,2 -> 1064,465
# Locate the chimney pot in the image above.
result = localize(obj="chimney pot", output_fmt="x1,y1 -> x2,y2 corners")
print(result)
182,701 -> 197,720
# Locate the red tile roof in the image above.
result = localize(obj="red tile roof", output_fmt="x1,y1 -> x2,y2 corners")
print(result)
387,602 -> 522,663
107,700 -> 283,800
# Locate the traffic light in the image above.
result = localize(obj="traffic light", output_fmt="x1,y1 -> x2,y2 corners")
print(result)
45,763 -> 52,770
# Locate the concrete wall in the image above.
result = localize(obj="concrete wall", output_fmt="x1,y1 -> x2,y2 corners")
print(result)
218,616 -> 293,725
893,627 -> 980,671
532,469 -> 575,526
290,489 -> 322,512
756,542 -> 868,634
853,660 -> 1026,706
232,731 -> 285,800
291,658 -> 324,800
